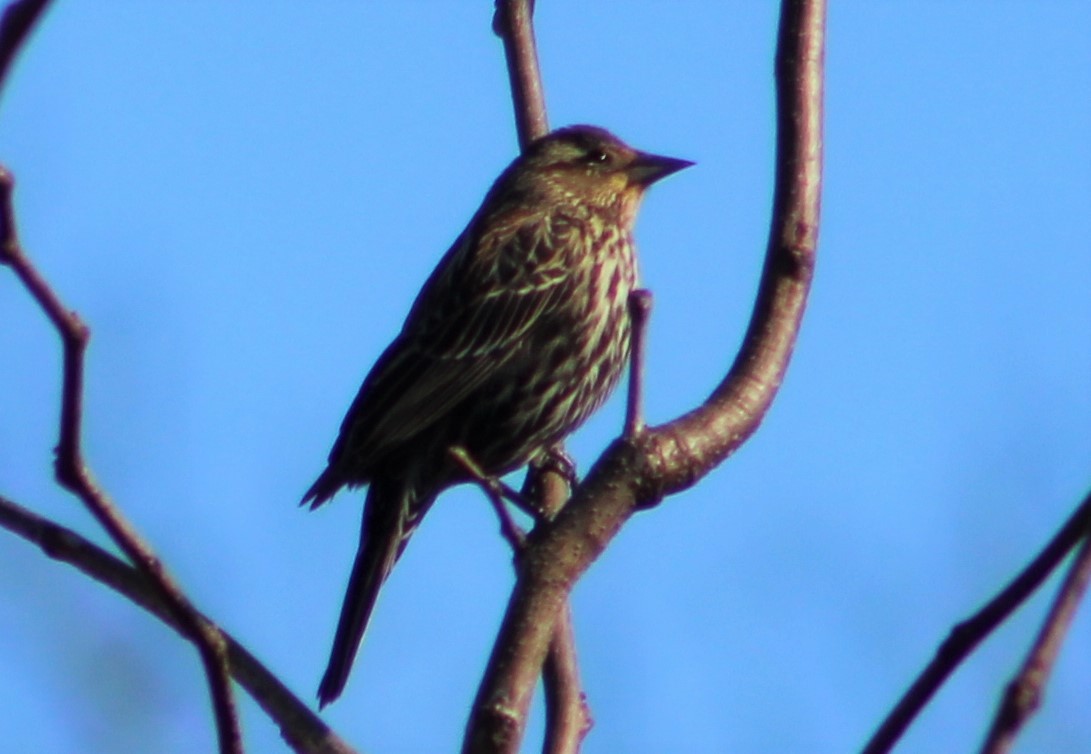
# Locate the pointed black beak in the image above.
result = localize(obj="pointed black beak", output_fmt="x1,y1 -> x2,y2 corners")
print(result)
626,151 -> 695,186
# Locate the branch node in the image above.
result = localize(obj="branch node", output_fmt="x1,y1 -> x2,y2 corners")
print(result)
467,699 -> 522,754
53,453 -> 82,492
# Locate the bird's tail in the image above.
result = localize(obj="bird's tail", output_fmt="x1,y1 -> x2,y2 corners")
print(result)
317,477 -> 425,706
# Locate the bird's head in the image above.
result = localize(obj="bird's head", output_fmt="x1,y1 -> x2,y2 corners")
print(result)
510,125 -> 693,224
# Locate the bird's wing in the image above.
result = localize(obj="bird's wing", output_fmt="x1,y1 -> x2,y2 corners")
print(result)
326,208 -> 578,467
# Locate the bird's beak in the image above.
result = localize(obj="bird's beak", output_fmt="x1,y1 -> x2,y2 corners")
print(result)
626,151 -> 695,186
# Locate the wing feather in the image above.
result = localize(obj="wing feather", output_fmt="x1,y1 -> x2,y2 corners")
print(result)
324,208 -> 576,469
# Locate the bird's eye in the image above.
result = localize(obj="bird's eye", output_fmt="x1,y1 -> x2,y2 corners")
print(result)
585,149 -> 610,165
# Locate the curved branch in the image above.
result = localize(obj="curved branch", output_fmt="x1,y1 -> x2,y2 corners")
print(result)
464,1 -> 825,751
0,0 -> 51,95
0,494 -> 357,754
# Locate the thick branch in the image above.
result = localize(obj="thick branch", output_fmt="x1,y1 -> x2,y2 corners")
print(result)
528,464 -> 592,754
461,448 -> 591,754
0,494 -> 357,754
465,2 -> 825,751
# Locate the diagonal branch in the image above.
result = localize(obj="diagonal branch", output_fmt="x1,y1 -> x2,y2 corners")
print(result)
979,531 -> 1091,753
464,1 -> 825,751
978,500 -> 1091,753
0,6 -> 241,738
862,490 -> 1091,754
521,464 -> 592,754
540,601 -> 592,754
0,494 -> 357,754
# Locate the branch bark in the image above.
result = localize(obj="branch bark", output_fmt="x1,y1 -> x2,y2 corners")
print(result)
979,528 -> 1091,753
0,494 -> 357,754
863,491 -> 1091,754
493,0 -> 548,149
0,169 -> 244,754
624,290 -> 653,438
491,2 -> 592,751
0,0 -> 50,93
0,4 -> 244,749
464,1 -> 825,751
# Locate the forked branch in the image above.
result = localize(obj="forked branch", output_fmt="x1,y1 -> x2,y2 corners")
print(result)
0,494 -> 356,754
863,491 -> 1091,754
0,2 -> 242,749
465,1 -> 825,752
978,523 -> 1091,753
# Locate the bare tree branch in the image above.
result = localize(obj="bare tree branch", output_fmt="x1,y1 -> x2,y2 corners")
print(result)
455,445 -> 591,754
526,466 -> 592,754
624,290 -> 653,438
0,167 -> 242,754
0,5 -> 242,744
540,602 -> 592,754
978,511 -> 1091,753
0,494 -> 358,754
0,0 -> 50,95
863,491 -> 1091,754
489,2 -> 592,750
464,1 -> 825,751
493,0 -> 548,149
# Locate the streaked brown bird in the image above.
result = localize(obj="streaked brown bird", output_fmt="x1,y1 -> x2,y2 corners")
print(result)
302,124 -> 691,705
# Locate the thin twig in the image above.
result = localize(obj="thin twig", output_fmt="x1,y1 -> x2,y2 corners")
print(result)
449,446 -> 528,551
624,289 -> 653,438
0,169 -> 242,753
492,0 -> 548,148
465,1 -> 824,750
862,491 -> 1091,754
978,521 -> 1091,754
0,494 -> 357,754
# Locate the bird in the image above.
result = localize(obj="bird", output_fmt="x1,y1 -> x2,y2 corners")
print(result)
302,124 -> 692,705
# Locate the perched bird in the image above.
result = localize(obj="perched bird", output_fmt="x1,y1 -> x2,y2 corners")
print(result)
302,124 -> 691,705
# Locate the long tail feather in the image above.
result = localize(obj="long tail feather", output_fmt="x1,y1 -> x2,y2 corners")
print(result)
317,479 -> 416,706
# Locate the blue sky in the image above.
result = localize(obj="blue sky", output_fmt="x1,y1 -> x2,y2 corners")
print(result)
1,3 -> 1090,753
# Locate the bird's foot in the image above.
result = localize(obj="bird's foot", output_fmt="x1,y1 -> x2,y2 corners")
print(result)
532,444 -> 579,487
